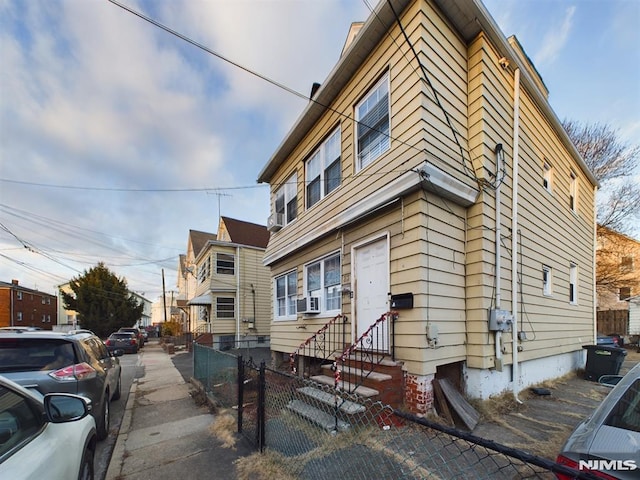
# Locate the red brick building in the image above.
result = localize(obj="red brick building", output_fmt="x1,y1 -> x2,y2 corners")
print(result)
0,280 -> 58,329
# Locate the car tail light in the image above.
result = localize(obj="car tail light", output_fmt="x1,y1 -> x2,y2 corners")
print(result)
48,362 -> 97,381
555,455 -> 619,480
105,339 -> 112,346
130,339 -> 137,345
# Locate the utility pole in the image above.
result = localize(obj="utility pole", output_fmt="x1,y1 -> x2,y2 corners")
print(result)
162,269 -> 167,324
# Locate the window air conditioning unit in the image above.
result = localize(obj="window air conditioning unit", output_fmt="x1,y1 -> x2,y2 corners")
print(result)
267,213 -> 284,232
296,297 -> 320,314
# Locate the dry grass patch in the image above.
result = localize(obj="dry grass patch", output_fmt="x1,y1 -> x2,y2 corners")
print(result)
235,451 -> 298,480
209,410 -> 237,449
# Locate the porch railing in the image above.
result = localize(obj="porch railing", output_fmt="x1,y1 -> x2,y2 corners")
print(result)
334,311 -> 397,393
289,314 -> 348,377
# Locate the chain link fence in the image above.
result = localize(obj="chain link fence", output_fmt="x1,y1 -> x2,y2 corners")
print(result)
193,344 -> 596,480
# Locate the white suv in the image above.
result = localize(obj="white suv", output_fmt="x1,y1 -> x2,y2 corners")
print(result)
0,376 -> 97,479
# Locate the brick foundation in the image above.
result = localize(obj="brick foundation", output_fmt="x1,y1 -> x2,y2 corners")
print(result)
404,373 -> 435,415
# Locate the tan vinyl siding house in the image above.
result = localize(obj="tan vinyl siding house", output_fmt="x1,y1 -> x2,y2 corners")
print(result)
259,0 -> 597,413
188,217 -> 271,349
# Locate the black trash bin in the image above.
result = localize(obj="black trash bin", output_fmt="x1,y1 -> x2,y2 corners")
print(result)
582,345 -> 628,381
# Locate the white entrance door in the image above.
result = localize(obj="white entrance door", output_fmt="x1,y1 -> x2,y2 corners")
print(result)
354,236 -> 389,351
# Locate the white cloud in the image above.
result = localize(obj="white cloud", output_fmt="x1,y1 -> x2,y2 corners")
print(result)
533,5 -> 575,67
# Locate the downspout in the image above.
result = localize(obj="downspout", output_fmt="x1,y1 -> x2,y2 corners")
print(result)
511,68 -> 522,403
494,144 -> 503,368
236,246 -> 241,348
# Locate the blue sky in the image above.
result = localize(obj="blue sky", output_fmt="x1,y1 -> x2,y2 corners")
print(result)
1,0 -> 638,302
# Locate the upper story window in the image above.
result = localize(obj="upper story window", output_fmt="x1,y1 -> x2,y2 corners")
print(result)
216,253 -> 235,275
543,160 -> 553,193
621,256 -> 634,272
356,73 -> 390,171
275,271 -> 297,319
198,256 -> 210,284
16,291 -> 22,300
274,173 -> 298,226
569,171 -> 578,212
569,263 -> 578,304
305,253 -> 341,313
542,265 -> 552,296
306,127 -> 341,209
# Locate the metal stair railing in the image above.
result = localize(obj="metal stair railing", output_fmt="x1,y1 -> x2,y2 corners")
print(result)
289,314 -> 348,377
333,311 -> 398,394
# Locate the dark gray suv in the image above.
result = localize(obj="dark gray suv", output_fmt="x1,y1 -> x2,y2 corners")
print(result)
0,330 -> 123,440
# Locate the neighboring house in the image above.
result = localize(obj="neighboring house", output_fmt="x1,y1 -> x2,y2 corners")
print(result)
188,217 -> 271,350
629,296 -> 640,341
0,279 -> 57,329
176,229 -> 217,332
596,226 -> 640,310
58,281 -> 151,330
258,0 -> 598,413
130,292 -> 152,328
57,282 -> 78,327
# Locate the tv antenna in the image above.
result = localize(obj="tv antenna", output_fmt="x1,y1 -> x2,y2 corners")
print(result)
207,191 -> 232,218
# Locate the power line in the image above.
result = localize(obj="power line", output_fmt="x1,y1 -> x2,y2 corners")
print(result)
0,178 -> 266,192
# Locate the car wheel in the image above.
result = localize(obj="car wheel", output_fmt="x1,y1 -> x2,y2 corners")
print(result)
77,445 -> 95,480
133,346 -> 138,354
96,395 -> 110,440
112,374 -> 122,401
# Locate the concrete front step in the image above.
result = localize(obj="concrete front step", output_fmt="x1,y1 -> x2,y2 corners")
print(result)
287,399 -> 351,432
297,386 -> 366,414
309,375 -> 379,398
321,363 -> 392,382
342,353 -> 401,368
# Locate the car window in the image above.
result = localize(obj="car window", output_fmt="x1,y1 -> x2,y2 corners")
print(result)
605,378 -> 640,433
80,338 -> 102,362
0,339 -> 76,372
0,386 -> 43,458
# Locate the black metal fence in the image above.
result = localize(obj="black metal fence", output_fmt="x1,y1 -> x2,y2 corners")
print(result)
193,343 -> 596,480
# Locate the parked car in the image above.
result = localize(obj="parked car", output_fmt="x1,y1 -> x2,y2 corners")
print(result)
118,327 -> 145,347
0,330 -> 123,440
0,375 -> 97,480
105,332 -> 138,354
597,334 -> 623,347
0,326 -> 43,332
556,362 -> 640,479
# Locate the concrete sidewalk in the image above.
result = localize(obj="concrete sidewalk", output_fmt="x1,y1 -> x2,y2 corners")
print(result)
105,340 -> 253,480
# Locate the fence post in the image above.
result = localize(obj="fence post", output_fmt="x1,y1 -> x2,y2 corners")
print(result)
237,355 -> 244,434
257,361 -> 266,452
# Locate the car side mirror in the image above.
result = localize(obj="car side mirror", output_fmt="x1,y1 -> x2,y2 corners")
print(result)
44,394 -> 91,423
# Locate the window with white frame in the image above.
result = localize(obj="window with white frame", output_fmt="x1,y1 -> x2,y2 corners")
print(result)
275,271 -> 297,319
216,297 -> 235,318
542,265 -> 552,296
216,253 -> 235,275
305,253 -> 341,312
16,312 -> 22,322
16,291 -> 22,300
569,263 -> 578,304
274,173 -> 298,225
543,160 -> 553,192
569,171 -> 578,212
356,73 -> 390,170
198,256 -> 210,284
306,127 -> 341,209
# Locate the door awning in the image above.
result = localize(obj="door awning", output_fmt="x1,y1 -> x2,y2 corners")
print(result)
187,292 -> 213,306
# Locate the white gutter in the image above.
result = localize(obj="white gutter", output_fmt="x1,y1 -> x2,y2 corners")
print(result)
511,68 -> 522,403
